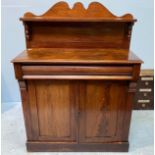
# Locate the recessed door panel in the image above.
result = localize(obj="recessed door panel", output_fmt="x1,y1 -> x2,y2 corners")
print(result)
28,80 -> 77,142
79,81 -> 128,143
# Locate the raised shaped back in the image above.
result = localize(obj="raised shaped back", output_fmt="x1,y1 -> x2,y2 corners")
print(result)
21,1 -> 136,50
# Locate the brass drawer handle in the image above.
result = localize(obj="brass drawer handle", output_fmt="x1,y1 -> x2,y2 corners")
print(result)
141,77 -> 153,81
138,100 -> 150,103
139,88 -> 152,92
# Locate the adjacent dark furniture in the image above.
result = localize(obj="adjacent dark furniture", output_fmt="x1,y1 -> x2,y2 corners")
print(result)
134,69 -> 154,110
12,2 -> 143,152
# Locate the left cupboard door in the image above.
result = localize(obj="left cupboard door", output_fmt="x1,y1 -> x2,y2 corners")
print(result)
26,80 -> 78,142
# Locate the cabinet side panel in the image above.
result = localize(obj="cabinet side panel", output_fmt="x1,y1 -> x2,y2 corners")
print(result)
19,80 -> 33,140
27,80 -> 40,139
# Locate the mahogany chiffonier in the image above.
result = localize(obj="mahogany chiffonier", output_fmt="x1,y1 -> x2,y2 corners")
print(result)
12,2 -> 143,152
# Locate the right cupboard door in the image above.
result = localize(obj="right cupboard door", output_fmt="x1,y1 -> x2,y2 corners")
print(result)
79,80 -> 129,143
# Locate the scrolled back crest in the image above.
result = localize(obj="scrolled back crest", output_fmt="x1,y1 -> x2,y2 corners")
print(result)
22,1 -> 135,21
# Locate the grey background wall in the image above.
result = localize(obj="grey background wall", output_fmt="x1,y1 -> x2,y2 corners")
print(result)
2,0 -> 154,105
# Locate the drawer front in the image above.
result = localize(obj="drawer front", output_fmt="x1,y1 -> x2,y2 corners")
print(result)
134,100 -> 154,109
22,65 -> 133,75
21,65 -> 134,80
135,92 -> 153,100
139,78 -> 153,88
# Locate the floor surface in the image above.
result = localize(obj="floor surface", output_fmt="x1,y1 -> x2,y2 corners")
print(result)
2,103 -> 154,155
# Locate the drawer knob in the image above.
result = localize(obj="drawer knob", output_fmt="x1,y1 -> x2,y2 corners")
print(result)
143,93 -> 147,97
145,82 -> 149,85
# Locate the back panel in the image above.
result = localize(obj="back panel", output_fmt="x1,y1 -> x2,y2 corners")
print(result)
24,22 -> 132,49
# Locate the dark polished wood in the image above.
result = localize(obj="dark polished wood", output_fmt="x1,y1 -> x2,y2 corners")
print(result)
12,1 -> 142,152
27,141 -> 129,152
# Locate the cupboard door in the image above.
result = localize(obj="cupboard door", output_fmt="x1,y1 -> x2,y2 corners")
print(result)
79,81 -> 128,143
27,80 -> 77,142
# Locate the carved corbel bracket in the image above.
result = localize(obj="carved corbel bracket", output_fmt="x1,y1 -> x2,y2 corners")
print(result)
24,23 -> 31,41
19,80 -> 28,99
127,22 -> 134,39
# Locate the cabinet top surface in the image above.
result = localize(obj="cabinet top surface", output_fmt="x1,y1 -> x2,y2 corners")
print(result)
12,48 -> 143,64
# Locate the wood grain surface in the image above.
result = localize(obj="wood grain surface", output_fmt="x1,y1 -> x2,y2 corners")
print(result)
12,48 -> 142,64
20,1 -> 136,22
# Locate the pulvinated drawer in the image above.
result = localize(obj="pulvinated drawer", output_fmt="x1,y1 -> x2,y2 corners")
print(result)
21,65 -> 134,80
